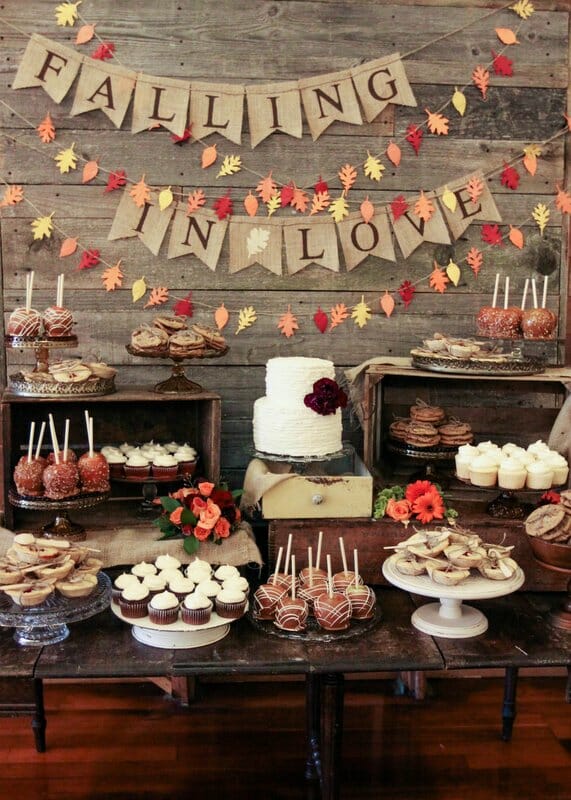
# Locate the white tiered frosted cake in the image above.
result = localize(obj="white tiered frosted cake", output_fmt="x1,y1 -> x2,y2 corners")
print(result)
253,357 -> 346,457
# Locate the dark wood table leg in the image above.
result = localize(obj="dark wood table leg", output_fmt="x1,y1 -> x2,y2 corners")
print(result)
32,678 -> 46,753
305,674 -> 321,782
501,666 -> 519,742
320,673 -> 344,800
566,667 -> 570,704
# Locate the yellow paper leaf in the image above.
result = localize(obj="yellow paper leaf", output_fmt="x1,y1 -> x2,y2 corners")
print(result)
55,0 -> 81,26
201,144 -> 217,169
446,259 -> 461,286
360,197 -> 374,224
216,154 -> 242,178
510,0 -> 534,20
102,260 -> 124,291
31,213 -> 55,240
158,186 -> 174,211
266,193 -> 280,218
386,141 -> 401,167
243,191 -> 258,217
277,305 -> 299,338
363,151 -> 385,182
37,113 -> 56,143
75,23 -> 96,44
351,295 -> 372,328
532,203 -> 550,235
329,195 -> 349,223
496,27 -> 519,45
144,286 -> 169,308
522,145 -> 541,176
235,305 -> 257,334
380,291 -> 395,318
130,175 -> 150,208
59,237 -> 78,257
509,225 -> 524,249
441,186 -> 457,212
132,277 -> 147,303
214,303 -> 229,330
452,87 -> 466,116
54,142 -> 77,174
0,185 -> 24,207
82,160 -> 99,184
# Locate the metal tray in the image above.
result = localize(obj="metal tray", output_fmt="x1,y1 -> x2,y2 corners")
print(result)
410,350 -> 545,376
8,373 -> 116,397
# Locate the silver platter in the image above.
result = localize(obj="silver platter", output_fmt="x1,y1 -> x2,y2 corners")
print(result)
246,603 -> 382,642
9,487 -> 110,511
8,373 -> 116,397
386,440 -> 459,461
410,351 -> 545,376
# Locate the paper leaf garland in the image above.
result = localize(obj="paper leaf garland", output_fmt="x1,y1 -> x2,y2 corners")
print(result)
91,42 -> 115,61
31,213 -> 54,240
158,186 -> 174,211
214,303 -> 229,330
380,291 -> 395,318
201,144 -> 218,169
313,307 -> 328,333
236,306 -> 257,334
398,280 -> 415,308
509,225 -> 524,249
256,172 -> 277,203
277,306 -> 299,338
102,261 -> 123,291
496,28 -> 519,45
446,259 -> 461,286
330,303 -> 349,330
441,186 -> 457,212
523,144 -> 541,176
280,184 -> 295,208
59,237 -> 78,257
105,170 -> 127,192
132,277 -> 147,303
466,247 -> 483,277
186,189 -> 206,215
510,0 -> 534,20
500,164 -> 520,190
351,296 -> 372,328
555,185 -> 571,214
82,160 -> 99,184
310,192 -> 331,216
243,191 -> 258,217
491,51 -> 514,77
266,193 -> 280,217
37,113 -> 56,143
216,155 -> 242,178
291,186 -> 309,214
0,185 -> 24,207
78,249 -> 100,270
532,203 -> 550,235
413,191 -> 434,222
466,175 -> 484,204
360,197 -> 374,223
76,23 -> 96,44
452,88 -> 466,116
130,176 -> 151,208
472,66 -> 490,100
213,192 -> 233,220
314,176 -> 329,195
55,1 -> 81,26
405,124 -> 423,155
144,286 -> 169,308
173,292 -> 193,318
363,152 -> 385,182
246,227 -> 270,257
425,108 -> 449,135
55,143 -> 78,174
329,196 -> 349,223
338,164 -> 357,196
391,195 -> 409,221
481,223 -> 503,246
429,263 -> 450,293
386,141 -> 401,167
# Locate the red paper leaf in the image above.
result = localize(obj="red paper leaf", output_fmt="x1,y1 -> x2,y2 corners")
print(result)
173,292 -> 193,318
213,191 -> 233,220
314,176 -> 328,195
500,164 -> 520,190
78,249 -> 101,270
105,170 -> 127,192
391,195 -> 409,222
481,224 -> 503,246
313,307 -> 328,333
491,50 -> 513,77
170,126 -> 192,145
280,183 -> 295,208
91,42 -> 115,61
398,280 -> 415,308
405,124 -> 423,155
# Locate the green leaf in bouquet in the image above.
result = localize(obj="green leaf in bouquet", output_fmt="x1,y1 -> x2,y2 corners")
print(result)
181,508 -> 197,525
183,536 -> 199,555
159,496 -> 180,513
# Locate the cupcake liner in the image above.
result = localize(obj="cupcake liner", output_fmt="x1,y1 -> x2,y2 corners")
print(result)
181,605 -> 212,625
124,465 -> 150,479
151,466 -> 178,479
215,599 -> 247,619
147,604 -> 179,625
119,598 -> 149,619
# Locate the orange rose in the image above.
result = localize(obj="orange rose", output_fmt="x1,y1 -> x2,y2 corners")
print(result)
198,481 -> 215,498
191,496 -> 207,515
198,499 -> 221,530
171,487 -> 198,502
385,498 -> 412,522
214,517 -> 231,538
169,506 -> 183,525
193,525 -> 212,541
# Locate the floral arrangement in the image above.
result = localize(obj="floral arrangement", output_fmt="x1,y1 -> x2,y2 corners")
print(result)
373,480 -> 458,525
304,378 -> 348,416
153,480 -> 242,555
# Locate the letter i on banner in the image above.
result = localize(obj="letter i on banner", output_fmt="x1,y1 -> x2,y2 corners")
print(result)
246,81 -> 303,149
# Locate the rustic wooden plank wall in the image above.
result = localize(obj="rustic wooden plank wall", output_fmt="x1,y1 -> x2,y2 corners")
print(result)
0,0 -> 569,488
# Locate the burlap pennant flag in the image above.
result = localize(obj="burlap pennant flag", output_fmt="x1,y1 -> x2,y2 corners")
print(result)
108,189 -> 173,255
12,34 -> 83,104
228,217 -> 282,274
189,81 -> 245,145
299,68 -> 362,141
390,194 -> 451,259
71,59 -> 137,128
337,209 -> 395,271
132,74 -> 190,137
246,81 -> 302,149
283,217 -> 340,275
437,171 -> 502,239
167,207 -> 227,271
350,54 -> 417,123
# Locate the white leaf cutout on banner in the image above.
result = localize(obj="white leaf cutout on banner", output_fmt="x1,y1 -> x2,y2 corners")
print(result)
247,227 -> 270,257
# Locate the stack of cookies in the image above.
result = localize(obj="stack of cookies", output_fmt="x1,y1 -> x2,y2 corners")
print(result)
525,496 -> 571,544
388,400 -> 473,450
130,316 -> 227,358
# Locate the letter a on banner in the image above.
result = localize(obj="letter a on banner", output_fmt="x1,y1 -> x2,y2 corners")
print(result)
71,59 -> 137,128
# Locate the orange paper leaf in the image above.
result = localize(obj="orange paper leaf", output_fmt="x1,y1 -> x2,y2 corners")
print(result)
201,144 -> 217,169
82,160 -> 99,184
214,303 -> 229,330
144,286 -> 169,308
130,175 -> 151,208
291,186 -> 309,214
59,237 -> 78,257
256,172 -> 277,203
330,303 -> 349,330
386,141 -> 401,167
360,197 -> 374,224
496,27 -> 519,45
277,305 -> 299,338
523,153 -> 537,176
472,65 -> 490,100
310,191 -> 331,216
102,260 -> 124,291
466,175 -> 484,205
186,189 -> 206,215
338,163 -> 357,196
555,184 -> 571,215
243,191 -> 258,217
509,225 -> 524,249
425,108 -> 449,135
380,291 -> 395,318
466,247 -> 483,277
37,112 -> 56,143
0,185 -> 24,207
413,191 -> 434,222
75,23 -> 96,44
429,263 -> 450,293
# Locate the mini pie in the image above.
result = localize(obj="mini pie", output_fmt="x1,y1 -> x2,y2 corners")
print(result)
56,572 -> 98,598
34,556 -> 77,582
5,580 -> 55,607
130,325 -> 169,354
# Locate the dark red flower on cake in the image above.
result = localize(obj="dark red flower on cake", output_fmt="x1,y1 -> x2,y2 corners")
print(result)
304,378 -> 348,416
411,490 -> 445,524
539,490 -> 561,506
405,480 -> 435,504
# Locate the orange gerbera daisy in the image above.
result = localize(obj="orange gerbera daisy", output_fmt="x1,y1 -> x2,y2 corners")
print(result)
405,480 -> 435,504
411,489 -> 445,524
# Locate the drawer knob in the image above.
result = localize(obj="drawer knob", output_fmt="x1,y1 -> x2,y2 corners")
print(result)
311,493 -> 324,505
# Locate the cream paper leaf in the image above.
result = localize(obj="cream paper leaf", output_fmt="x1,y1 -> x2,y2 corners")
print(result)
351,295 -> 372,328
246,227 -> 270,257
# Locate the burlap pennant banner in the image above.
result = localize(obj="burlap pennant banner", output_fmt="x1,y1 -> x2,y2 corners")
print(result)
350,54 -> 417,123
189,81 -> 245,145
167,207 -> 228,271
108,189 -> 174,255
299,68 -> 363,141
12,33 -> 83,104
131,73 -> 191,137
337,209 -> 395,271
437,170 -> 502,239
228,217 -> 283,274
246,81 -> 303,149
71,58 -> 137,128
282,216 -> 340,274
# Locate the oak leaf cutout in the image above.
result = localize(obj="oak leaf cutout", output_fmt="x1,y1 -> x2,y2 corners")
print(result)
405,124 -> 423,155
351,296 -> 372,328
256,172 -> 277,203
91,42 -> 115,61
217,154 -> 242,178
243,191 -> 258,217
214,303 -> 229,331
55,0 -> 81,26
386,141 -> 401,167
314,176 -> 328,195
466,247 -> 483,277
266,193 -> 280,217
105,170 -> 127,192
236,306 -> 257,334
510,0 -> 534,20
213,192 -> 233,220
246,227 -> 270,257
37,113 -> 56,143
31,213 -> 54,240
82,160 -> 99,184
76,23 -> 96,44
78,249 -> 100,270
472,66 -> 490,100
466,175 -> 484,204
291,186 -> 309,214
398,280 -> 415,308
329,303 -> 349,330
59,237 -> 78,257
0,185 -> 24,207
201,144 -> 217,169
481,223 -> 503,246
509,226 -> 524,249
363,152 -> 385,182
532,203 -> 550,235
55,143 -> 78,174
500,164 -> 520,190
380,291 -> 395,318
102,261 -> 124,291
144,286 -> 169,308
390,195 -> 408,222
186,189 -> 206,215
338,164 -> 357,196
329,195 -> 349,223
310,191 -> 331,216
425,108 -> 449,135
555,184 -> 571,215
280,184 -> 295,208
452,88 -> 466,116
277,305 -> 299,338
173,292 -> 193,318
130,175 -> 151,208
132,277 -> 147,303
429,263 -> 450,293
171,127 -> 192,145
413,191 -> 434,222
491,50 -> 513,77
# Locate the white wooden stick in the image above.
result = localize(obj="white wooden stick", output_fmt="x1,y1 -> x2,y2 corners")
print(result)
315,530 -> 323,570
48,413 -> 60,464
492,273 -> 500,308
284,533 -> 293,579
272,546 -> 283,586
503,276 -> 509,309
63,419 -> 70,463
308,546 -> 313,588
57,273 -> 64,307
531,278 -> 538,309
326,554 -> 333,598
27,421 -> 35,464
542,275 -> 548,309
34,421 -> 46,461
353,548 -> 359,587
89,416 -> 94,458
291,555 -> 296,599
339,536 -> 349,574
521,278 -> 529,311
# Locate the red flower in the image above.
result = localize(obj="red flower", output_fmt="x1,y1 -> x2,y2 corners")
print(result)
171,487 -> 198,502
405,480 -> 435,504
412,490 -> 445,524
191,496 -> 207,515
214,517 -> 231,538
193,525 -> 212,541
198,481 -> 215,498
539,490 -> 561,505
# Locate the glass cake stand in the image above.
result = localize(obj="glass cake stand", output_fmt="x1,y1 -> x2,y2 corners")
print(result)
0,571 -> 111,646
125,344 -> 228,394
382,553 -> 525,639
8,488 -> 110,541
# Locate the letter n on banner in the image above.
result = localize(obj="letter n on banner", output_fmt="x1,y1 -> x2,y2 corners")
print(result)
350,54 -> 417,122
390,195 -> 451,259
299,68 -> 362,141
71,59 -> 137,128
189,81 -> 245,145
283,217 -> 339,275
167,208 -> 228,271
132,74 -> 190,137
108,190 -> 174,255
12,34 -> 83,104
337,209 -> 395,271
437,170 -> 502,239
228,217 -> 282,274
246,81 -> 302,149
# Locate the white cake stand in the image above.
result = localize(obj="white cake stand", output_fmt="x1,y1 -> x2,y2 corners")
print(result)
382,554 -> 525,639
